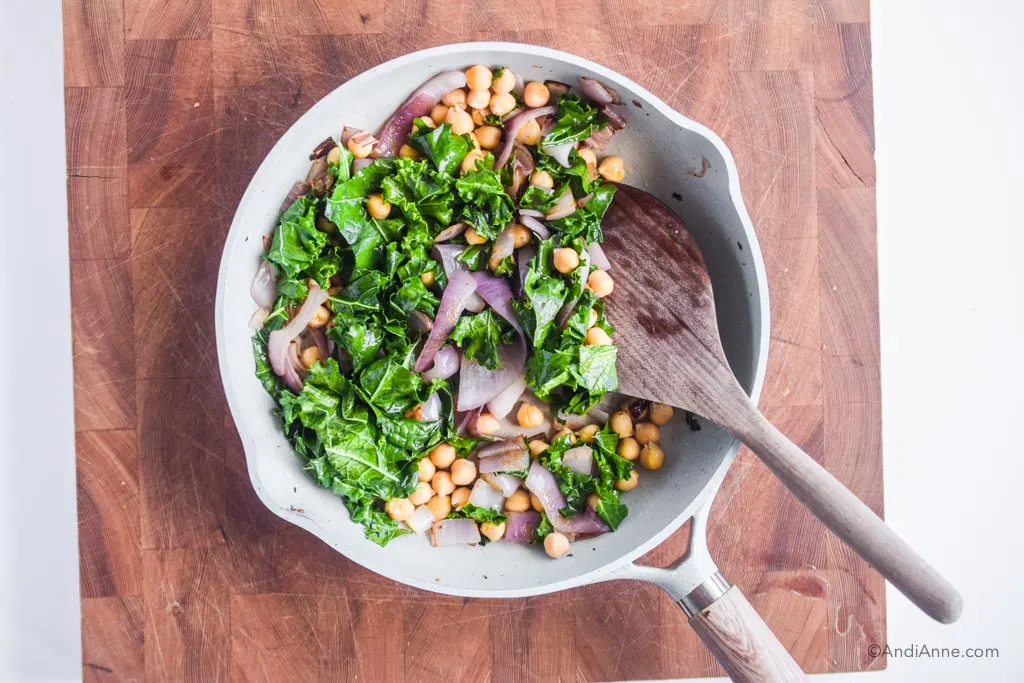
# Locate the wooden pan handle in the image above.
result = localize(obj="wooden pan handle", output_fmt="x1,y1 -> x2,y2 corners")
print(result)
727,405 -> 963,624
688,586 -> 808,682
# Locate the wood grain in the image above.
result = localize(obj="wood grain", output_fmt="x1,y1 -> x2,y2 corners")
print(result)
65,0 -> 884,678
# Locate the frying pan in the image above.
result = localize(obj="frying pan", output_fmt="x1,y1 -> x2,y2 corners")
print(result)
217,43 -> 803,680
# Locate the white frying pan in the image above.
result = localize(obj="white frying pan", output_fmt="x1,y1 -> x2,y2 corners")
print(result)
217,43 -> 807,681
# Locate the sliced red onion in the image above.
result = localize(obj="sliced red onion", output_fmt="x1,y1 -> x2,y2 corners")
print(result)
504,511 -> 541,542
352,158 -> 373,172
422,344 -> 459,381
280,180 -> 309,213
309,136 -> 337,160
407,505 -> 435,534
250,260 -> 277,309
488,223 -> 516,271
470,272 -> 525,339
538,115 -> 555,138
541,141 -> 573,168
577,193 -> 593,209
375,70 -> 467,157
579,77 -> 621,105
518,208 -> 545,219
508,143 -> 535,197
281,344 -> 305,394
350,130 -> 378,156
468,479 -> 504,511
479,446 -> 530,475
513,244 -> 536,298
248,307 -> 270,330
457,345 -> 525,411
601,104 -> 628,130
563,446 -> 594,475
487,393 -> 552,438
431,518 -> 481,547
455,408 -> 480,437
558,507 -> 611,535
340,126 -> 362,145
525,462 -> 610,536
433,222 -> 467,243
420,391 -> 442,422
487,376 -> 525,419
585,242 -> 612,271
544,80 -> 571,102
308,326 -> 329,363
495,106 -> 557,169
482,473 -> 522,497
431,244 -> 486,312
413,270 -> 477,373
409,310 -> 433,335
268,283 -> 328,390
582,125 -> 615,151
500,106 -> 522,123
518,214 -> 550,240
546,186 -> 577,220
557,410 -> 597,431
477,437 -> 528,462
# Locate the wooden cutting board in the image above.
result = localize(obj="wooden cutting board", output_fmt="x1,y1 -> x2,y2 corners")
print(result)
65,0 -> 883,680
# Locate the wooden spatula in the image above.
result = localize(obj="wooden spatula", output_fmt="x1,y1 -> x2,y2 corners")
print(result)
601,184 -> 962,624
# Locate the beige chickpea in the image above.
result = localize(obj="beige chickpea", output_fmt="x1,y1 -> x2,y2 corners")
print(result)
530,169 -> 554,189
480,521 -> 506,542
475,125 -> 501,149
414,115 -> 436,129
586,493 -> 600,510
409,481 -> 434,506
471,108 -> 490,127
467,89 -> 491,110
366,193 -> 391,220
399,143 -> 420,160
450,458 -> 477,486
587,309 -> 599,329
504,489 -> 531,512
609,411 -> 633,438
431,470 -> 456,497
347,135 -> 374,159
465,65 -> 492,92
615,469 -> 640,492
475,412 -> 500,436
577,147 -> 597,167
441,88 -> 467,107
530,493 -> 544,512
385,497 -> 414,522
512,224 -> 532,248
544,531 -> 570,558
552,427 -> 576,444
429,442 -> 457,469
587,270 -> 614,298
598,156 -> 625,182
517,402 -> 545,429
492,69 -> 517,94
634,422 -> 660,445
617,437 -> 640,461
446,106 -> 474,135
528,440 -> 549,458
451,486 -> 471,509
523,81 -> 551,108
467,131 -> 482,151
516,119 -> 542,146
553,247 -> 580,274
461,149 -> 486,174
577,424 -> 600,443
584,327 -> 612,346
489,92 -> 517,117
420,270 -> 436,287
326,146 -> 341,165
417,458 -> 436,483
426,494 -> 452,521
300,345 -> 321,369
464,227 -> 488,245
430,103 -> 449,126
650,403 -> 674,426
640,443 -> 665,470
308,304 -> 331,328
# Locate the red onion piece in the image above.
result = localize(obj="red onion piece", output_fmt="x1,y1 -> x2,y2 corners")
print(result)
457,344 -> 526,411
468,479 -> 504,511
482,473 -> 521,497
455,408 -> 480,437
538,115 -> 555,138
268,283 -> 328,390
601,105 -> 628,130
477,437 -> 528,460
513,244 -> 536,298
431,518 -> 481,547
431,244 -> 486,313
479,445 -> 530,475
470,272 -> 525,339
409,310 -> 433,335
544,80 -> 571,102
420,391 -> 442,422
563,446 -> 594,475
500,106 -> 522,123
280,180 -> 310,213
546,186 -> 577,220
352,158 -> 373,172
541,141 -> 573,168
308,326 -> 329,363
376,70 -> 467,157
487,376 -> 525,418
518,208 -> 545,219
488,223 -> 516,272
504,511 -> 542,542
518,215 -> 550,240
340,126 -> 362,145
579,77 -> 620,105
582,125 -> 615,151
585,242 -> 612,271
414,270 -> 477,373
508,143 -> 535,197
433,222 -> 467,243
407,505 -> 434,534
495,106 -> 557,169
486,393 -> 552,438
249,307 -> 270,330
525,462 -> 611,536
422,344 -> 459,381
250,260 -> 277,309
282,342 -> 305,394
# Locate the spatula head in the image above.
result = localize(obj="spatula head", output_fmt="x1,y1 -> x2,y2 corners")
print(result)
602,184 -> 739,413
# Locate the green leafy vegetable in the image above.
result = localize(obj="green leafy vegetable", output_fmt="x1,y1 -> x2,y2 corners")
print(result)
409,121 -> 471,176
450,309 -> 514,370
265,196 -> 328,278
451,503 -> 508,525
541,94 -> 602,148
455,153 -> 515,240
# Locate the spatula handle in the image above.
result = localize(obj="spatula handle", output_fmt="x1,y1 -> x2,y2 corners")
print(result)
730,406 -> 962,624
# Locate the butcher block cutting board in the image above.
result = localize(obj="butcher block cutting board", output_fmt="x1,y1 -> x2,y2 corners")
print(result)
65,0 -> 882,680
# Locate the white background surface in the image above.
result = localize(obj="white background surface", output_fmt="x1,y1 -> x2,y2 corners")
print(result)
1,0 -> 1021,680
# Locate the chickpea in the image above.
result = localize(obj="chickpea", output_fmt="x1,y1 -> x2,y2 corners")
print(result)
385,497 -> 414,522
530,493 -> 544,512
650,403 -> 674,426
523,81 -> 550,108
480,520 -> 506,541
617,437 -> 640,461
586,493 -> 600,510
347,135 -> 374,159
414,115 -> 436,129
517,402 -> 544,429
489,91 -> 517,116
587,270 -> 614,298
577,424 -> 600,443
467,89 -> 491,110
475,412 -> 500,436
418,458 -> 436,483
471,108 -> 490,127
300,345 -> 321,369
326,146 -> 341,165
451,486 -> 471,509
431,470 -> 456,497
634,422 -> 660,445
441,88 -> 467,107
544,531 -> 570,559
430,103 -> 449,126
467,131 -> 482,151
578,147 -> 597,167
512,224 -> 532,248
420,270 -> 435,286
587,308 -> 598,329
492,68 -> 517,94
553,427 -> 576,444
465,227 -> 488,245
446,106 -> 474,135
528,440 -> 549,458
516,119 -> 542,146
409,481 -> 434,506
398,143 -> 420,160
609,411 -> 633,438
429,442 -> 457,469
426,494 -> 452,521
465,65 -> 492,92
553,247 -> 580,274
530,169 -> 554,189
475,125 -> 501,149
450,458 -> 477,486
584,327 -> 612,346
308,304 -> 331,328
366,193 -> 391,220
598,156 -> 625,182
504,489 -> 531,513
461,149 -> 486,174
615,469 -> 640,492
640,443 -> 665,470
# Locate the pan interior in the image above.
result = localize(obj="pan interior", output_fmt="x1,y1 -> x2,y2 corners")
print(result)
216,44 -> 766,596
